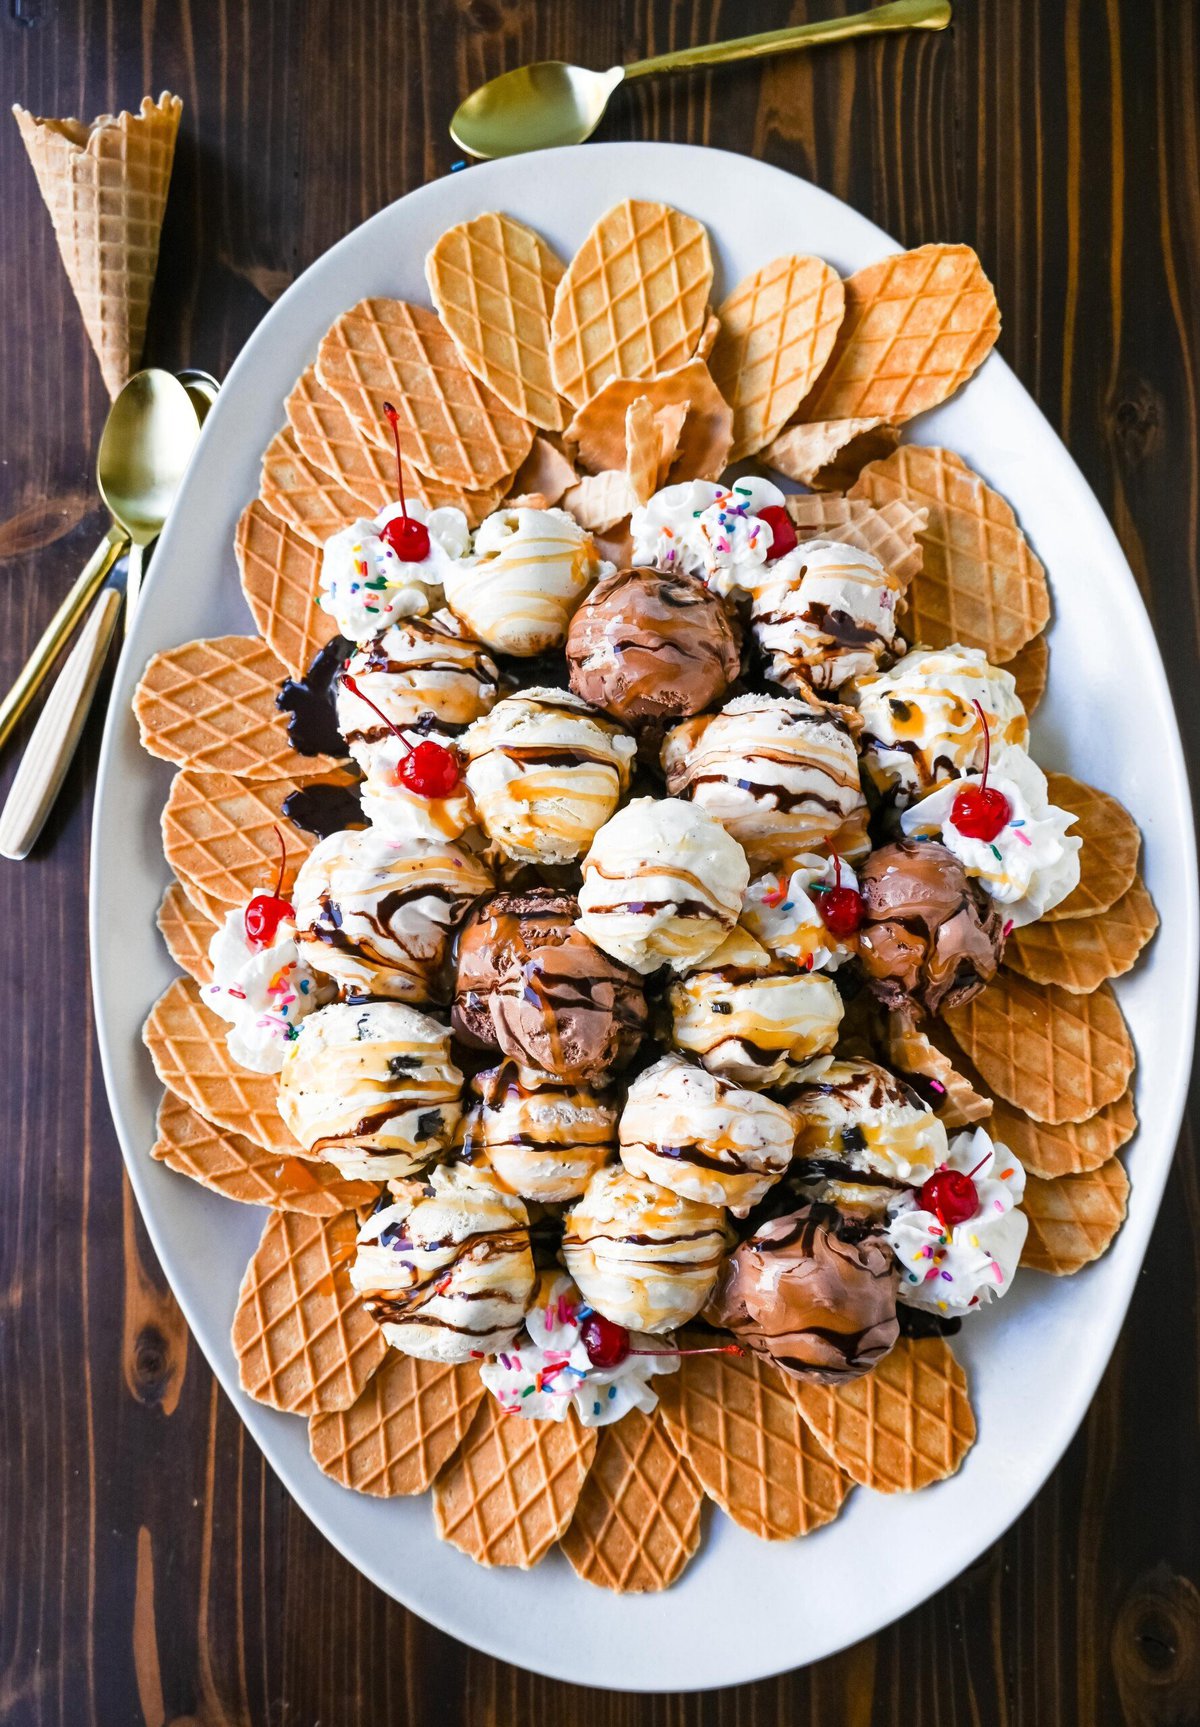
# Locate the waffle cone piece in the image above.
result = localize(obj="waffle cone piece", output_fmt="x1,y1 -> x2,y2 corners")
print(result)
309,1353 -> 486,1497
143,977 -> 307,1156
426,212 -> 566,431
1020,1158 -> 1130,1274
135,634 -> 338,781
432,1396 -> 597,1568
152,1090 -> 376,1215
850,445 -> 1049,662
565,357 -> 733,483
235,499 -> 336,679
1042,773 -> 1140,921
785,494 -> 928,588
798,243 -> 1000,425
989,1087 -> 1136,1180
560,470 -> 638,533
13,93 -> 182,397
764,417 -> 900,492
260,424 -> 370,547
884,1013 -> 994,1131
655,1345 -> 851,1540
792,1335 -> 976,1493
1008,630 -> 1049,713
507,434 -> 577,508
708,255 -> 845,461
232,1210 -> 387,1415
317,298 -> 534,488
560,1408 -> 705,1593
550,199 -> 713,406
1006,877 -> 1157,992
156,880 -> 216,983
944,973 -> 1135,1125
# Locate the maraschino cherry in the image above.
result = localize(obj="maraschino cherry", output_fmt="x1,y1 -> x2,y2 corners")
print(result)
918,1148 -> 993,1231
244,826 -> 294,949
340,673 -> 461,798
579,1313 -> 742,1369
758,503 -> 798,561
816,848 -> 865,938
950,699 -> 1012,842
379,402 -> 431,563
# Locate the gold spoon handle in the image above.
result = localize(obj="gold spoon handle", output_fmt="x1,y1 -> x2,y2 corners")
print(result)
0,521 -> 128,755
624,0 -> 951,79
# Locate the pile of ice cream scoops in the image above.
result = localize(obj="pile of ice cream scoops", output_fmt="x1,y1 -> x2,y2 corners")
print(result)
136,201 -> 1152,1585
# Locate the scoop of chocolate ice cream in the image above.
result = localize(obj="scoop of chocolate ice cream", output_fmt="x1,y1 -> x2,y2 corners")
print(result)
705,1202 -> 899,1383
856,839 -> 1005,1018
566,567 -> 741,726
452,887 -> 647,1082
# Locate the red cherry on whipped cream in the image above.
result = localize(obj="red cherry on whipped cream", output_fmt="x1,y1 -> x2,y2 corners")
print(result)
816,849 -> 864,937
340,673 -> 461,799
758,504 -> 798,560
379,401 -> 431,563
580,1313 -> 630,1368
951,698 -> 1011,841
244,824 -> 293,949
918,1148 -> 993,1230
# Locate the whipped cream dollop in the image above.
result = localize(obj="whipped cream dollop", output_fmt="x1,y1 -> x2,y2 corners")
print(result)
740,853 -> 859,974
899,745 -> 1081,926
886,1126 -> 1028,1314
751,538 -> 904,694
443,506 -> 609,655
203,905 -> 324,1073
479,1271 -> 678,1426
630,476 -> 785,599
318,502 -> 471,641
357,730 -> 475,844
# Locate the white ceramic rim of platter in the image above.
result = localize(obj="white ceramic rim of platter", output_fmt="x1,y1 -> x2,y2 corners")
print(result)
90,142 -> 1198,1691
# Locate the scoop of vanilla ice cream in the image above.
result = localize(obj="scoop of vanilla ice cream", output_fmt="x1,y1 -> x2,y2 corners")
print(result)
443,506 -> 608,655
900,744 -> 1081,926
576,796 -> 750,975
351,1161 -> 534,1362
291,827 -> 492,1003
336,610 -> 498,777
357,730 -> 474,844
461,687 -> 636,865
663,692 -> 869,864
669,927 -> 844,1089
630,476 -> 784,599
740,853 -> 859,974
783,1056 -> 948,1212
458,1061 -> 618,1204
751,538 -> 905,694
850,644 -> 1029,807
203,907 -> 325,1073
618,1053 -> 796,1217
886,1126 -> 1028,1314
318,502 -> 470,641
562,1165 -> 728,1333
277,1000 -> 462,1180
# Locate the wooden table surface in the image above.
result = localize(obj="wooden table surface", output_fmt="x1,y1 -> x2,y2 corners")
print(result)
2,3 -> 1199,1723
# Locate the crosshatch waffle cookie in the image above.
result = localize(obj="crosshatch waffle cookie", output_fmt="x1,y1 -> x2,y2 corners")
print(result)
309,1353 -> 486,1497
135,634 -> 339,781
432,1395 -> 598,1568
156,880 -> 215,984
655,1344 -> 851,1540
1006,876 -> 1157,992
1020,1158 -> 1130,1274
565,357 -> 733,482
426,211 -> 567,432
797,243 -> 1001,425
550,199 -> 713,407
236,498 -> 337,679
992,1086 -> 1137,1180
1008,630 -> 1049,713
316,298 -> 534,488
784,493 -> 928,587
260,423 -> 370,547
151,1090 -> 377,1215
708,255 -> 845,462
1042,773 -> 1140,921
762,416 -> 901,491
559,1407 -> 705,1593
850,445 -> 1050,662
791,1335 -> 975,1492
232,1210 -> 388,1416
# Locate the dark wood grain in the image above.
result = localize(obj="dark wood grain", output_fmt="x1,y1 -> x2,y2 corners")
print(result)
2,3 -> 1199,1723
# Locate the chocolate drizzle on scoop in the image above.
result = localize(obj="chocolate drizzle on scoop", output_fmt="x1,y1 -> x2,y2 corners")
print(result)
276,635 -> 351,757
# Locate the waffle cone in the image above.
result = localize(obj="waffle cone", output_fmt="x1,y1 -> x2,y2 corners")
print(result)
798,243 -> 1000,425
784,493 -> 928,588
235,499 -> 336,679
625,396 -> 660,505
550,199 -> 713,406
1008,630 -> 1049,713
232,1210 -> 387,1415
426,211 -> 566,431
156,880 -> 215,983
792,1335 -> 976,1493
884,1012 -> 994,1131
136,634 -> 338,780
309,1353 -> 486,1497
260,424 -> 371,546
988,1087 -> 1136,1180
764,417 -> 900,491
1006,877 -> 1157,993
559,470 -> 638,533
850,445 -> 1049,662
944,973 -> 1135,1125
13,94 -> 181,397
432,1396 -> 597,1568
1042,773 -> 1140,922
565,358 -> 732,483
1020,1157 -> 1130,1274
316,298 -> 534,488
708,255 -> 845,461
507,434 -> 577,508
655,1344 -> 851,1540
143,977 -> 306,1156
560,1408 -> 704,1593
152,1090 -> 376,1215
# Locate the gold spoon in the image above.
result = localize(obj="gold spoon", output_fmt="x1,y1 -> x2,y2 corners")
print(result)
451,0 -> 952,159
0,367 -> 199,754
177,366 -> 221,425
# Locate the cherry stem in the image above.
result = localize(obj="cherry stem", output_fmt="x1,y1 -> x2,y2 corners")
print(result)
341,673 -> 413,760
965,1149 -> 993,1181
972,698 -> 991,792
382,402 -> 409,525
629,1344 -> 744,1359
271,824 -> 287,901
830,845 -> 844,891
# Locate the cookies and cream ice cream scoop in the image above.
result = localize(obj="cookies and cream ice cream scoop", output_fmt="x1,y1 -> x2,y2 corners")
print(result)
750,538 -> 905,694
336,610 -> 498,777
443,505 -> 608,655
457,1060 -> 618,1204
782,1055 -> 948,1212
